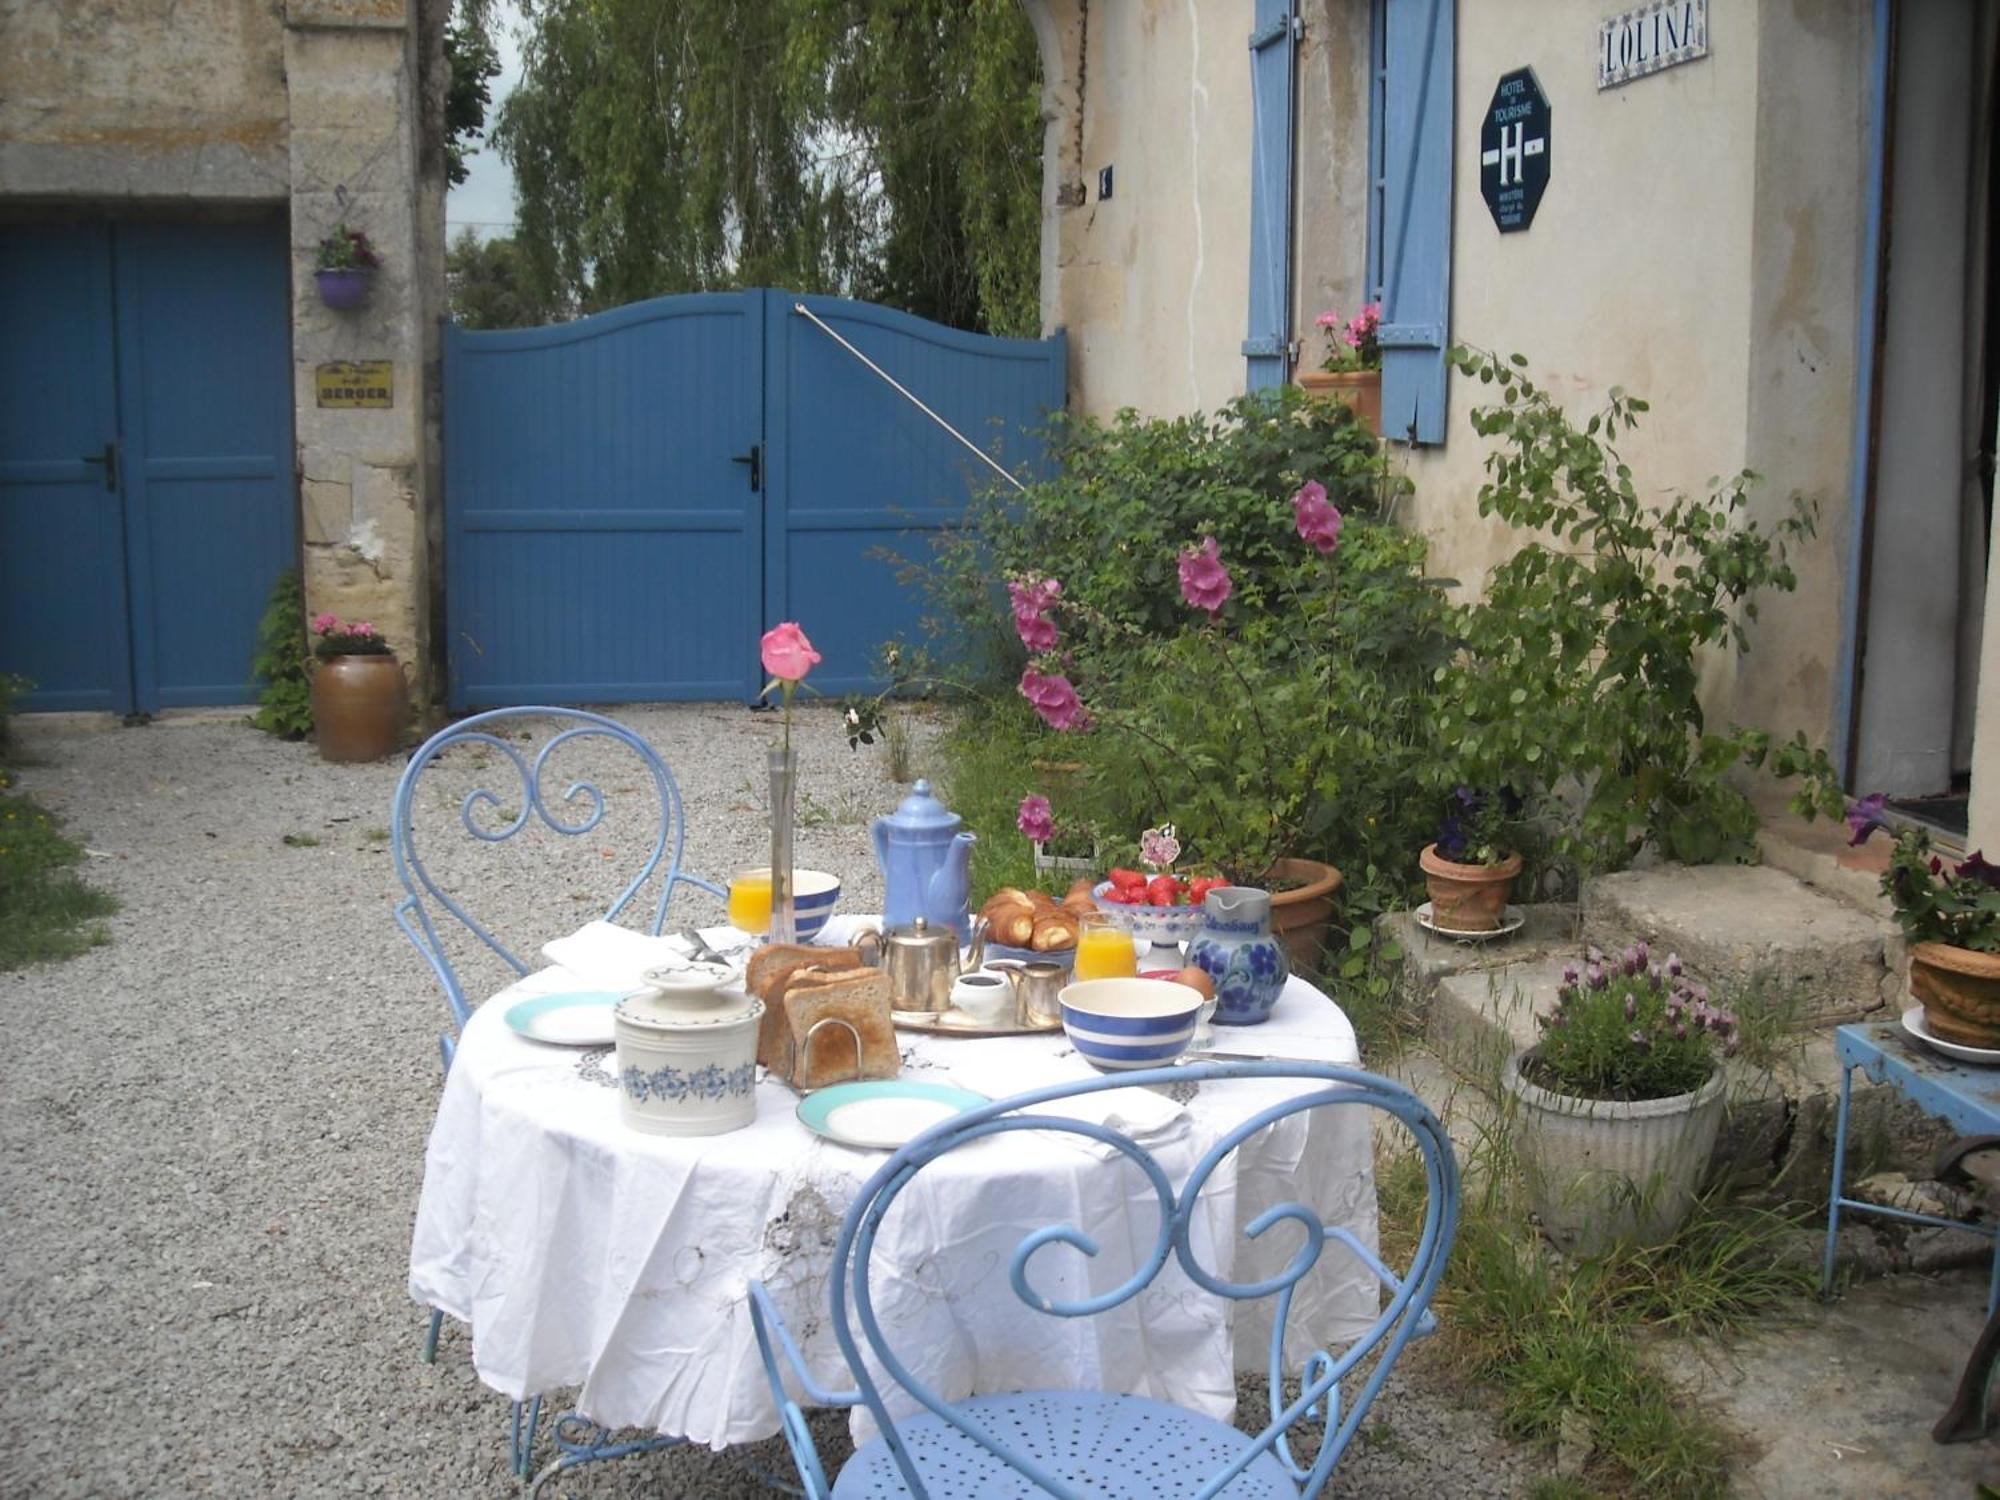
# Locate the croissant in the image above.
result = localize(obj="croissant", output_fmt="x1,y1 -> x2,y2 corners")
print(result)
995,908 -> 1037,947
980,888 -> 1030,919
1031,913 -> 1078,951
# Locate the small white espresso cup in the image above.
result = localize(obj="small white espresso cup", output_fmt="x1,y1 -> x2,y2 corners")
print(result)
949,970 -> 1016,1027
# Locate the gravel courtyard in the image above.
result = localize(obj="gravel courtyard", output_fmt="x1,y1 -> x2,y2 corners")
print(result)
0,705 -> 1533,1497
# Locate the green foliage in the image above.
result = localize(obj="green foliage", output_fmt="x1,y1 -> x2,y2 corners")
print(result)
1531,948 -> 1736,1102
1438,348 -> 1842,872
314,225 -> 379,272
0,702 -> 119,969
497,0 -> 1041,335
444,1 -> 502,188
249,571 -> 313,740
0,672 -> 26,762
447,229 -> 558,329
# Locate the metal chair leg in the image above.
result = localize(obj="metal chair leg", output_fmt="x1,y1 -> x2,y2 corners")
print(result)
422,1308 -> 443,1365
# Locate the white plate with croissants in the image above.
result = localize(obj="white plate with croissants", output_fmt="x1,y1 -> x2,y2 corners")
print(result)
974,879 -> 1098,965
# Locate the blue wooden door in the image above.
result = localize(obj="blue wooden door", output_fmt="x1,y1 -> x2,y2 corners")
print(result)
0,220 -> 294,714
0,226 -> 133,711
444,290 -> 1066,707
444,295 -> 767,706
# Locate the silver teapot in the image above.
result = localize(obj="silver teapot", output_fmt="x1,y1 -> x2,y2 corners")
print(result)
859,916 -> 989,1014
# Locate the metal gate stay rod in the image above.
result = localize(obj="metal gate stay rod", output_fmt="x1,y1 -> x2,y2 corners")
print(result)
789,301 -> 1027,492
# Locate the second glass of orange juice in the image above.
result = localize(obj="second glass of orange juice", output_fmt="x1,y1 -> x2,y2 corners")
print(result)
1073,912 -> 1138,981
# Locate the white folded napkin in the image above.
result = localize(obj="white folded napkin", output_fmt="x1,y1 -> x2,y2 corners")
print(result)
539,920 -> 702,991
946,1045 -> 1187,1151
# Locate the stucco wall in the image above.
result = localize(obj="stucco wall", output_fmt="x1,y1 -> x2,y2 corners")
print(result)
1033,0 -> 1258,417
0,0 -> 290,198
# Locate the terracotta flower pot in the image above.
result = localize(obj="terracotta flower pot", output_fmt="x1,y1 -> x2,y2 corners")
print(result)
310,654 -> 406,762
1910,941 -> 2000,1048
1264,856 -> 1343,973
1296,369 -> 1382,434
1418,843 -> 1522,933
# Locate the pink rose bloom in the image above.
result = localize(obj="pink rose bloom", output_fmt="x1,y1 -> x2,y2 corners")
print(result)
1292,480 -> 1344,555
1177,536 -> 1233,617
760,621 -> 821,682
1014,606 -> 1058,653
1019,669 -> 1088,732
311,612 -> 338,634
1016,794 -> 1056,842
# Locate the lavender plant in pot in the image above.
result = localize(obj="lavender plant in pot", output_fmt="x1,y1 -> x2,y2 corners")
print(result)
1847,795 -> 2000,1048
1506,945 -> 1737,1256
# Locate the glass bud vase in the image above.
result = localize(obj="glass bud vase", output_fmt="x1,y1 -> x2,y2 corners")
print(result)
768,746 -> 799,943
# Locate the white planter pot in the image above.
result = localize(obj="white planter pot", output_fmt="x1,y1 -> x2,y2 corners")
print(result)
614,992 -> 764,1137
1503,1049 -> 1726,1256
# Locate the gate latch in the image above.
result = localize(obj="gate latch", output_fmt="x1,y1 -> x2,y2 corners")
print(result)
730,444 -> 762,493
82,440 -> 120,493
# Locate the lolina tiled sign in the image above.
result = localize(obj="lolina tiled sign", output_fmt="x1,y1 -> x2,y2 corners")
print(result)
1599,0 -> 1708,90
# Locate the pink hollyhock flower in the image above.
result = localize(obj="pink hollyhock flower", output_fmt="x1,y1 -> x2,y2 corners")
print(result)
311,612 -> 338,634
1014,606 -> 1058,653
1291,480 -> 1344,555
760,622 -> 821,682
1016,794 -> 1056,842
1177,536 -> 1233,617
1019,669 -> 1088,731
1006,576 -> 1061,616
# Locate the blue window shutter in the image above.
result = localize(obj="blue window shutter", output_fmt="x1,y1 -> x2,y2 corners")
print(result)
1244,0 -> 1297,393
1378,0 -> 1454,444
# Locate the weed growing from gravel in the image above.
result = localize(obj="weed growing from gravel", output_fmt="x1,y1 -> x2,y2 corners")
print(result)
1376,1114 -> 1812,1498
0,684 -> 117,970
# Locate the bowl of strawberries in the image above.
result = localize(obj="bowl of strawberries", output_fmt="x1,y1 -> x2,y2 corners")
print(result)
1091,868 -> 1227,949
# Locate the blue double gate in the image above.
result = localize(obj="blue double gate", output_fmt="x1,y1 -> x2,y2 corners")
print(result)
441,291 -> 1067,708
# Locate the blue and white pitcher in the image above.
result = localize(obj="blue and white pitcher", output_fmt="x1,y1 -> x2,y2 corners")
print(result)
1186,886 -> 1289,1025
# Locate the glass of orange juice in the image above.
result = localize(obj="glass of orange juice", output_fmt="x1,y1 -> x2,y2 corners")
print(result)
726,869 -> 774,935
1074,912 -> 1138,981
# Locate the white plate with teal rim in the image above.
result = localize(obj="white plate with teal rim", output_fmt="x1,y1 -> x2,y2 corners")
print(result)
505,991 -> 624,1047
1901,1006 -> 2000,1066
796,1080 -> 990,1151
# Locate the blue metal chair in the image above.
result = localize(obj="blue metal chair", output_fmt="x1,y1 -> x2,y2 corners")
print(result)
751,1060 -> 1460,1498
391,705 -> 723,1478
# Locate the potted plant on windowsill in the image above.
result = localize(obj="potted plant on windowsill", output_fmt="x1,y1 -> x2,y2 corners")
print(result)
1847,795 -> 2000,1047
314,224 -> 381,310
1506,945 -> 1738,1256
1296,302 -> 1381,433
309,613 -> 405,762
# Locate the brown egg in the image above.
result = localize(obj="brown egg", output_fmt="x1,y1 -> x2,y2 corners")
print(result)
1172,965 -> 1216,1002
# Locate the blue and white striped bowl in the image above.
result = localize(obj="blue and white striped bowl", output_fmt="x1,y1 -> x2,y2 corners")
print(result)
743,867 -> 842,941
1059,978 -> 1203,1071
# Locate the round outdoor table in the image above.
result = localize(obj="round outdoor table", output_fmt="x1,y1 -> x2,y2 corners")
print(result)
409,951 -> 1381,1452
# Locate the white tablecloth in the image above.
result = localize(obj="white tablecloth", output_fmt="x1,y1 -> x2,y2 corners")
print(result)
408,930 -> 1380,1449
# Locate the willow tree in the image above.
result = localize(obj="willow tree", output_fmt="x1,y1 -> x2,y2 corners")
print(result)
493,0 -> 1042,336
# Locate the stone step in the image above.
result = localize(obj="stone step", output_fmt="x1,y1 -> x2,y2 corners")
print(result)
1417,953 -> 1948,1197
1381,902 -> 1581,1031
1581,863 -> 1898,1028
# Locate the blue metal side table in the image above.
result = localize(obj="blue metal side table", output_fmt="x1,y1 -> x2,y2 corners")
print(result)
1823,1021 -> 2000,1316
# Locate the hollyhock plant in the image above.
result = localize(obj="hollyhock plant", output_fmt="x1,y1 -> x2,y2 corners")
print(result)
1291,480 -> 1344,555
1016,794 -> 1056,843
1019,669 -> 1088,732
1177,536 -> 1233,617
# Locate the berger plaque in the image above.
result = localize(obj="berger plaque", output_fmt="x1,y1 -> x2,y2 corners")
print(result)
316,360 -> 394,409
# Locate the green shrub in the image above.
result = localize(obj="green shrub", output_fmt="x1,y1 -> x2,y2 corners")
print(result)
249,569 -> 313,739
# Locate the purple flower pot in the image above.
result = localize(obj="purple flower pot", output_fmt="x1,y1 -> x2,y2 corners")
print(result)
315,268 -> 373,310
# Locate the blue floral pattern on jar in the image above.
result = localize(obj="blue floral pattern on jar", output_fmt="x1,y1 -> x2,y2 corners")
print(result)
621,1060 -> 757,1104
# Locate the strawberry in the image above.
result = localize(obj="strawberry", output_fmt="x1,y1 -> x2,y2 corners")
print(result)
1099,886 -> 1135,904
1108,867 -> 1148,891
1188,876 -> 1224,903
1146,874 -> 1182,907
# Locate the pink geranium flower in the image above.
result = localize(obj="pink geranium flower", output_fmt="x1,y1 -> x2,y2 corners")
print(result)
1016,794 -> 1056,842
1177,536 -> 1233,617
311,612 -> 338,634
1019,669 -> 1088,731
1291,480 -> 1344,555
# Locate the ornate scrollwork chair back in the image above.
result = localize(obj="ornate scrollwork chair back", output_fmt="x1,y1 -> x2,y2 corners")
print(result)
389,706 -> 722,1071
750,1060 -> 1460,1498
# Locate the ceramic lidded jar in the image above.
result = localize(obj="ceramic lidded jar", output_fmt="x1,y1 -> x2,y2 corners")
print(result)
615,965 -> 764,1136
1186,886 -> 1290,1025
